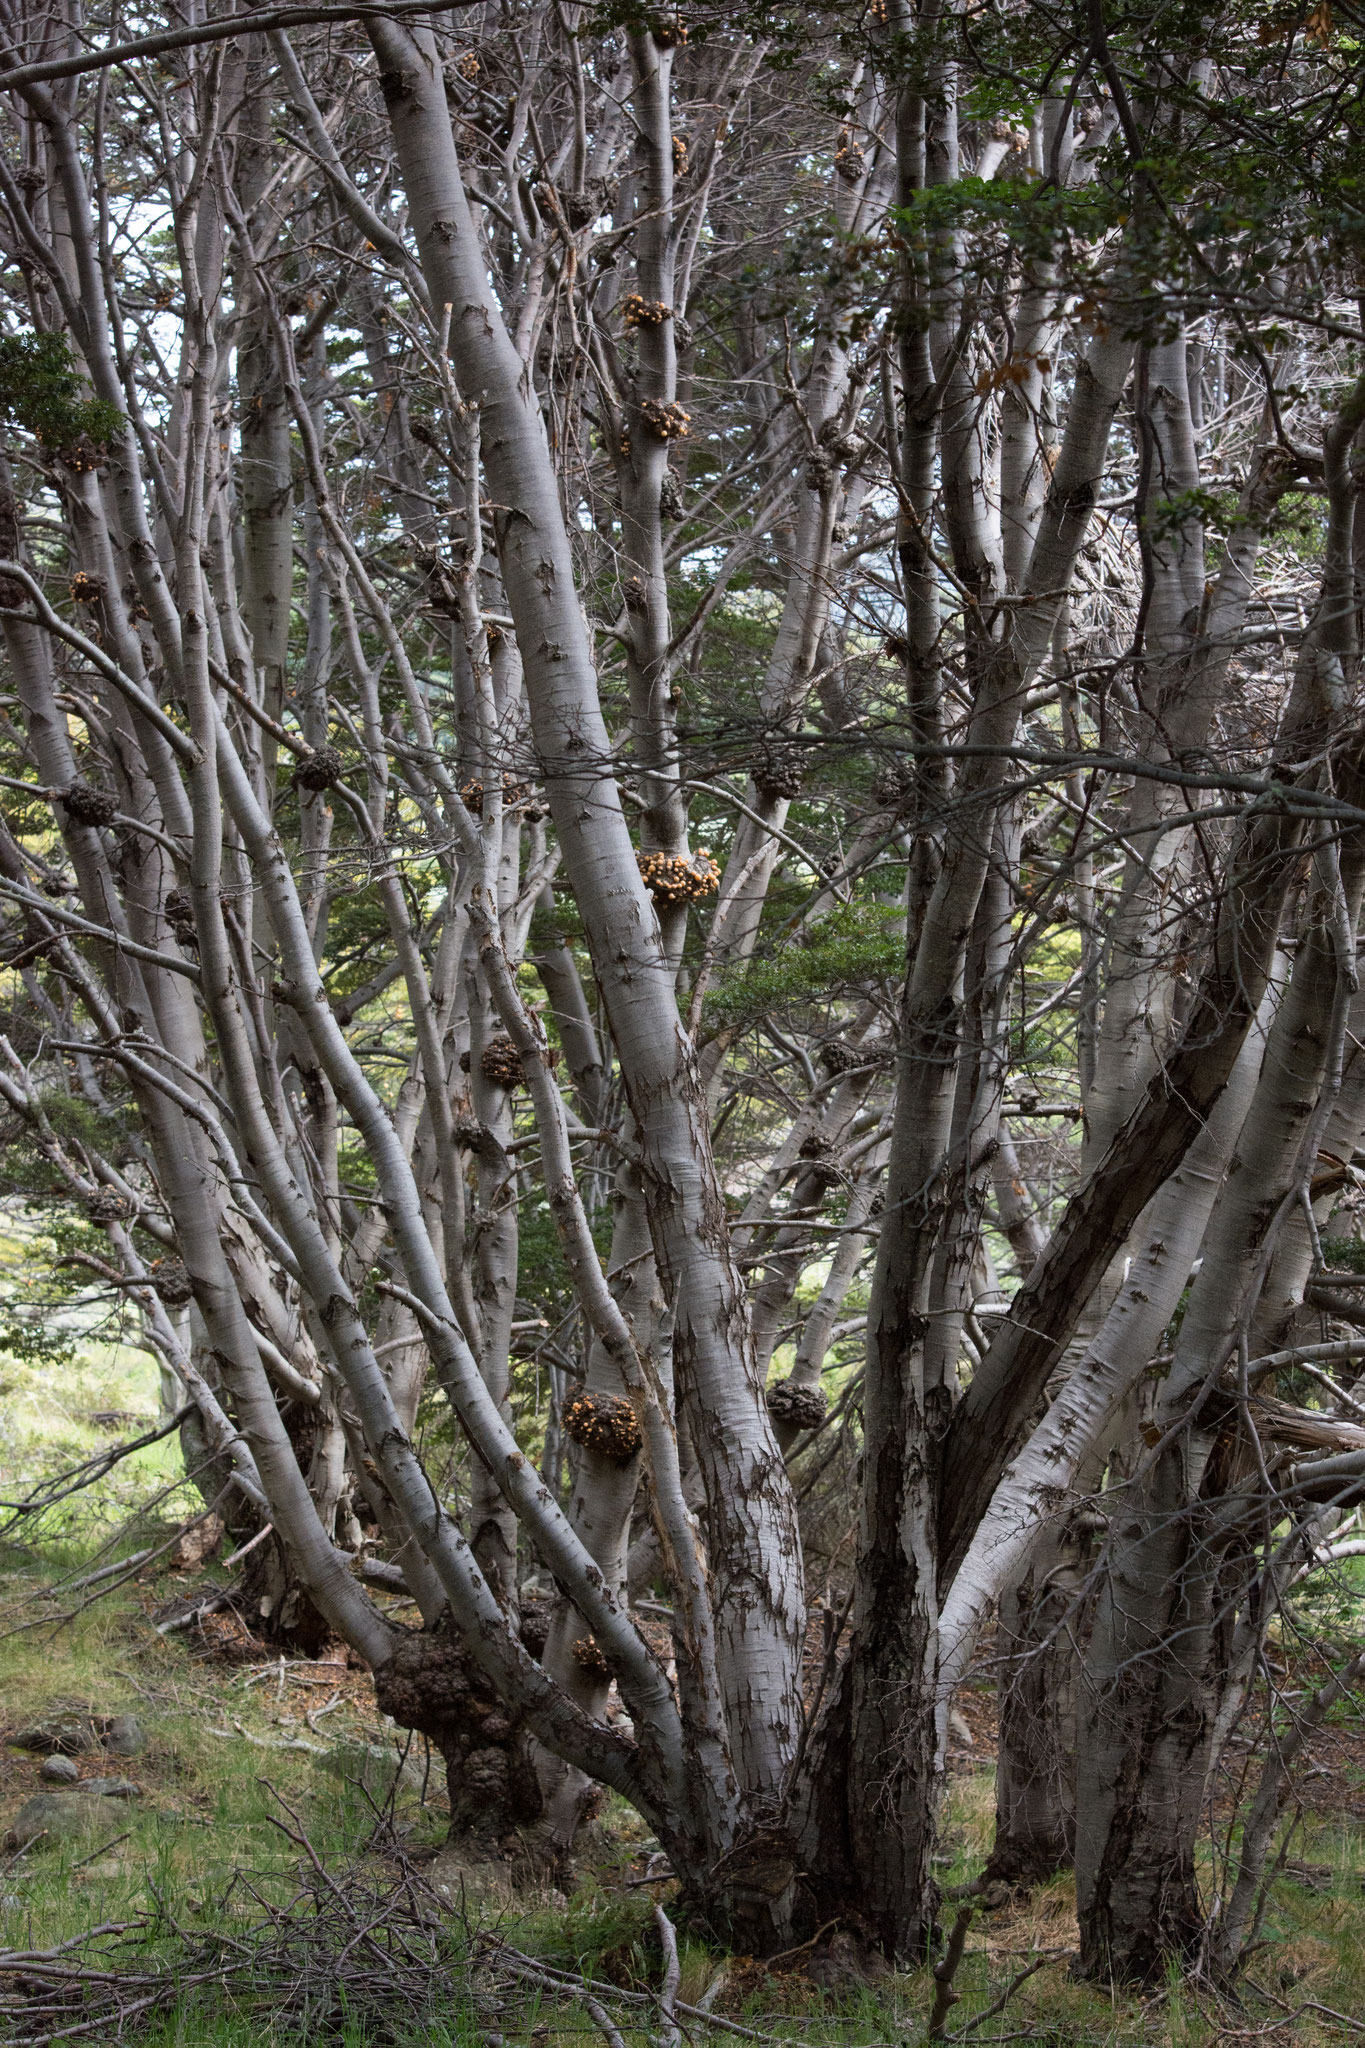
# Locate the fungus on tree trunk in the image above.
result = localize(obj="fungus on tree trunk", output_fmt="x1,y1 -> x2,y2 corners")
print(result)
294,744 -> 344,792
480,1035 -> 526,1089
148,1258 -> 194,1306
60,780 -> 118,827
753,751 -> 805,801
765,1380 -> 827,1432
561,1390 -> 643,1463
636,849 -> 720,904
164,887 -> 195,935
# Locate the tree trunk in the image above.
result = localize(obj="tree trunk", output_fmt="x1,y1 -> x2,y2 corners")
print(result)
1076,812 -> 1365,1976
984,1504 -> 1096,1889
1074,1449 -> 1231,1981
374,1627 -> 545,1851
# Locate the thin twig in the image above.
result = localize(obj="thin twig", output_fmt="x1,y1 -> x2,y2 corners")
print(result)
654,1902 -> 682,2048
946,1951 -> 1069,2040
66,1833 -> 133,1874
928,1907 -> 974,2038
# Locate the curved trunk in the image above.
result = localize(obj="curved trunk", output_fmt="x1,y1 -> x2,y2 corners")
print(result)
1076,847 -> 1365,1978
364,18 -> 805,1908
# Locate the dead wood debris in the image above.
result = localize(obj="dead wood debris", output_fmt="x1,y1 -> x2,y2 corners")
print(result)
0,1798 -> 815,2048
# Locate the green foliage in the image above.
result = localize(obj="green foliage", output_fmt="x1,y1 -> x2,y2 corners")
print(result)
1144,486 -> 1239,545
517,1194 -> 611,1321
0,1087 -> 137,1205
1268,489 -> 1329,556
0,331 -> 121,453
897,175 -> 1121,247
892,175 -> 1123,284
336,1139 -> 378,1194
529,898 -> 586,950
0,1137 -> 67,1204
702,903 -> 902,1033
1321,1237 -> 1365,1275
322,887 -> 401,1004
959,76 -> 1035,126
0,1309 -> 75,1366
37,1086 -> 129,1148
0,775 -> 52,834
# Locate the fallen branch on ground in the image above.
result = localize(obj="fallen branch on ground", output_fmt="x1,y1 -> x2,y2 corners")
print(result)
928,1906 -> 974,2038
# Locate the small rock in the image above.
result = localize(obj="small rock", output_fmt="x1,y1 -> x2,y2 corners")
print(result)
100,1715 -> 146,1757
5,1793 -> 129,1849
12,1714 -> 100,1756
78,1778 -> 141,1799
39,1756 -> 80,1784
12,1709 -> 147,1759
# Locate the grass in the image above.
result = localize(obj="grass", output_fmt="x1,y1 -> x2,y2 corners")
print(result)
0,1585 -> 473,2043
2,1380 -> 1365,2045
3,1581 -> 1365,2045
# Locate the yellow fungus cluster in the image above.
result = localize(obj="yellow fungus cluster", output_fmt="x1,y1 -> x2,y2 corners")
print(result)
637,847 -> 720,904
622,294 -> 672,330
639,398 -> 690,442
562,1390 -> 643,1463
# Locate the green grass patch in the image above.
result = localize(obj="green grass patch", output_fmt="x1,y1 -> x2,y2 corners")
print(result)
0,1560 -> 1363,2044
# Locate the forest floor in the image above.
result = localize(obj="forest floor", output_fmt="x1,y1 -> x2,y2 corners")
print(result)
0,1550 -> 1363,2048
2,1353 -> 1364,2046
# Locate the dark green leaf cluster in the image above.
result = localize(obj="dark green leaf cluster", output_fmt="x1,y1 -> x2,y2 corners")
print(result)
516,1195 -> 612,1323
0,1089 -> 136,1203
703,901 -> 903,1033
893,176 -> 1123,264
0,1311 -> 76,1367
1320,1237 -> 1365,1275
0,332 -> 121,454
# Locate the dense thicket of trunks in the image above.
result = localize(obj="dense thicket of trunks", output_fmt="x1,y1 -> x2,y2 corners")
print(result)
0,0 -> 1362,1981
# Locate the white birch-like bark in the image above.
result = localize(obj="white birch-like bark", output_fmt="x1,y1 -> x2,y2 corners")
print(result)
362,16 -> 806,1814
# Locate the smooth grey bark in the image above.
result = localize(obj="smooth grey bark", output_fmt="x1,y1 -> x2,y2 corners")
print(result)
1083,331 -> 1207,1166
937,1004 -> 1271,1701
1075,821 -> 1365,1979
361,16 -> 805,1874
1253,981 -> 1365,1353
825,315 -> 1136,1957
